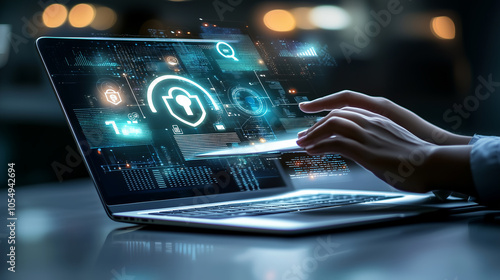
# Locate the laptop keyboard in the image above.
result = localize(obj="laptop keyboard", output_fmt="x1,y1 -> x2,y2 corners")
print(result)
150,193 -> 402,219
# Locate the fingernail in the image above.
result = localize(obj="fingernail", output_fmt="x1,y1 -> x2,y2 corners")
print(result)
299,102 -> 309,107
296,138 -> 303,146
296,137 -> 307,147
298,129 -> 308,138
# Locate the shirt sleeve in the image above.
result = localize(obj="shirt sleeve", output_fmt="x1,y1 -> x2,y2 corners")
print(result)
469,134 -> 500,206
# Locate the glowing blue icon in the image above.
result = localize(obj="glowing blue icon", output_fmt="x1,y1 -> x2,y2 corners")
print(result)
162,87 -> 206,127
172,125 -> 183,135
230,87 -> 267,116
127,112 -> 140,121
148,75 -> 220,112
175,94 -> 194,116
216,42 -> 239,61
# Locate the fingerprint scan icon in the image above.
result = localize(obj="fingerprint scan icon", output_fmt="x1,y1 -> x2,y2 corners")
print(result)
104,89 -> 122,105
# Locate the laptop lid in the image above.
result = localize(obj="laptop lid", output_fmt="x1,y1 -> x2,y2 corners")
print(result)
36,31 -> 352,209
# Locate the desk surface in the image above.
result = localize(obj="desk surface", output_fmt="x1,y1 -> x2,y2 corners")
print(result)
2,179 -> 500,280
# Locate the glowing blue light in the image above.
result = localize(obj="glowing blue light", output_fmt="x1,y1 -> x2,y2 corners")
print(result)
297,47 -> 318,57
216,42 -> 239,61
230,87 -> 267,116
147,75 -> 220,113
161,87 -> 207,127
105,120 -> 143,136
105,120 -> 120,134
122,127 -> 142,135
214,123 -> 226,131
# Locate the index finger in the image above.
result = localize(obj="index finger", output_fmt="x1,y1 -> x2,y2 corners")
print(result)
299,90 -> 390,115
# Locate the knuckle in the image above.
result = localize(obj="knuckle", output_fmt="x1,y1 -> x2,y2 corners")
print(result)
369,117 -> 386,126
329,137 -> 344,146
326,117 -> 342,127
338,90 -> 354,99
327,109 -> 340,116
374,96 -> 392,108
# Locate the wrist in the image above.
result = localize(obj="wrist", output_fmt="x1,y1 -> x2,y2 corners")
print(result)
420,145 -> 476,195
431,130 -> 472,146
447,134 -> 473,145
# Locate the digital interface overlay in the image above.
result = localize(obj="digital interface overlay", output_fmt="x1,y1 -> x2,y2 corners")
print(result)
39,25 -> 351,204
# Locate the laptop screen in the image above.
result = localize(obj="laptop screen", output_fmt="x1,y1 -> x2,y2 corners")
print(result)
38,31 -> 351,205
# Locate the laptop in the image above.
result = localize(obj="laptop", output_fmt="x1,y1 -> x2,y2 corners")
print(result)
36,34 -> 478,234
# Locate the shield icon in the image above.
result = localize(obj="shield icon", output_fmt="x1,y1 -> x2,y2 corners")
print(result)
162,87 -> 206,127
104,89 -> 122,105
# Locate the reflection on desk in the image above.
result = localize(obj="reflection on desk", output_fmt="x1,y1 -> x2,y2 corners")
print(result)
2,179 -> 500,280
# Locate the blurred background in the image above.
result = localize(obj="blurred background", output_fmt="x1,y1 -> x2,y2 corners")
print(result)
1,0 -> 500,185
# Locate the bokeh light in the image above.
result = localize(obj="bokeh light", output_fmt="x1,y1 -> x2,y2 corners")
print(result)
309,5 -> 351,30
263,9 -> 296,32
431,16 -> 455,40
291,7 -> 316,30
69,3 -> 96,28
42,4 -> 68,28
90,6 -> 117,30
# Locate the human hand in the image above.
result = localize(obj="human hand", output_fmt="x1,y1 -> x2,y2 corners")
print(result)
296,91 -> 475,195
298,90 -> 471,145
296,106 -> 437,192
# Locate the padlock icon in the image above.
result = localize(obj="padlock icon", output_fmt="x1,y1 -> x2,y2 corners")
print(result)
104,89 -> 122,105
162,87 -> 206,127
